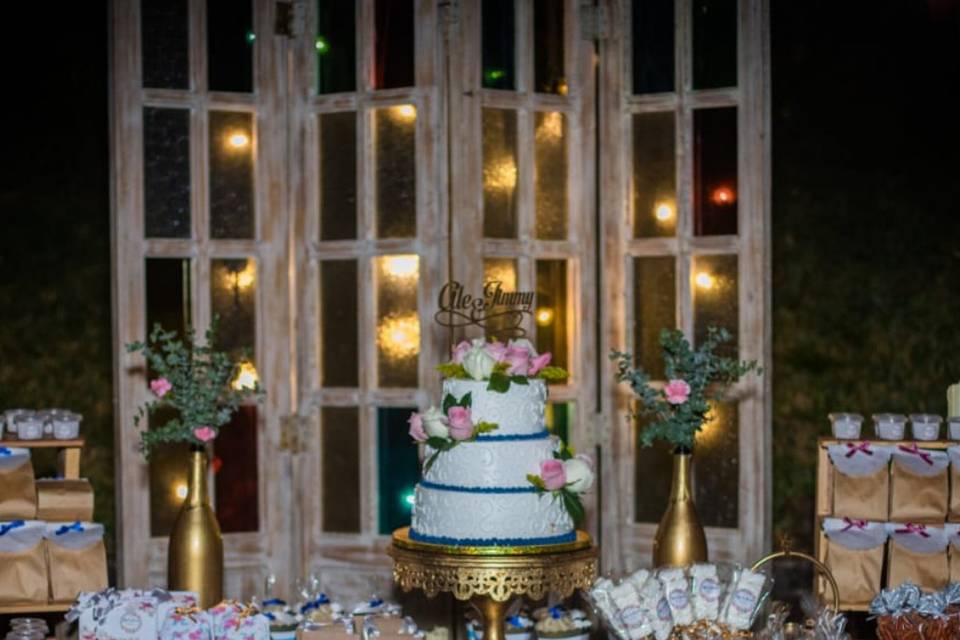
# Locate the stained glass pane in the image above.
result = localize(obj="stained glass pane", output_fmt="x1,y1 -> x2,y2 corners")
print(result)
322,407 -> 360,532
483,258 -> 518,339
375,106 -> 417,238
546,402 -> 574,445
533,0 -> 566,94
144,108 -> 191,238
693,254 -> 738,358
535,260 -> 568,374
209,111 -> 255,239
141,0 -> 189,89
376,255 -> 420,387
694,402 -> 739,527
632,0 -> 674,94
482,109 -> 518,238
482,0 -> 515,90
320,261 -> 359,387
214,405 -> 259,532
633,257 -> 676,380
534,112 -> 568,239
210,258 -> 257,365
317,0 -> 356,94
319,112 -> 357,240
377,407 -> 420,534
692,0 -> 737,90
633,112 -> 676,238
207,0 -> 253,93
693,107 -> 737,236
374,0 -> 414,89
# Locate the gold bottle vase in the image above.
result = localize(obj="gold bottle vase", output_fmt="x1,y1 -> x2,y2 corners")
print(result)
652,449 -> 708,567
168,445 -> 223,608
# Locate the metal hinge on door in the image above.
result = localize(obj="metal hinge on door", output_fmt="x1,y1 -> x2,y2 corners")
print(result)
276,1 -> 307,38
579,2 -> 610,40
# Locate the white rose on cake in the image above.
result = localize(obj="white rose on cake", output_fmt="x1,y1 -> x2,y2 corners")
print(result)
563,455 -> 595,493
421,407 -> 450,439
462,338 -> 497,380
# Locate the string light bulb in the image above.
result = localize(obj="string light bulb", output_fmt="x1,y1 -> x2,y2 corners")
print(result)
232,361 -> 259,391
710,186 -> 735,206
654,202 -> 674,221
536,307 -> 555,326
695,272 -> 716,290
174,483 -> 188,500
380,255 -> 419,281
227,132 -> 250,149
392,104 -> 417,122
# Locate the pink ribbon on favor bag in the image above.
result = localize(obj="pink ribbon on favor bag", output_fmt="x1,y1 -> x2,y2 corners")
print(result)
898,443 -> 934,465
894,523 -> 931,538
842,517 -> 868,531
845,442 -> 873,458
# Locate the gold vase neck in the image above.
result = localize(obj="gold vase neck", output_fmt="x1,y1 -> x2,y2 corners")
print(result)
186,448 -> 209,507
668,452 -> 694,501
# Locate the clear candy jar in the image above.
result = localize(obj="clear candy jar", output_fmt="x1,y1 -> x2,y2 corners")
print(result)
14,412 -> 44,440
828,413 -> 863,439
49,410 -> 82,439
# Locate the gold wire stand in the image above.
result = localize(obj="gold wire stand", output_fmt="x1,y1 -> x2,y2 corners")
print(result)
389,528 -> 598,640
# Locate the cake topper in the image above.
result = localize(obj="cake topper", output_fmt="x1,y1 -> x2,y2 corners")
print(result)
434,280 -> 535,337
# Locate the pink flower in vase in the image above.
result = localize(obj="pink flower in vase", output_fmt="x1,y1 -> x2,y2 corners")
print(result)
408,412 -> 427,442
664,379 -> 691,405
193,426 -> 217,442
503,346 -> 532,376
447,406 -> 474,440
529,352 -> 552,376
539,459 -> 567,491
150,377 -> 172,397
451,340 -> 472,364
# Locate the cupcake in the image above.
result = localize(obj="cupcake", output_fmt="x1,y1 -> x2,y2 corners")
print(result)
533,607 -> 591,640
262,599 -> 299,639
466,613 -> 533,640
301,594 -> 344,625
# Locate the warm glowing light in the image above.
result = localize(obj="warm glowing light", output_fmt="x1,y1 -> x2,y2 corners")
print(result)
315,36 -> 329,53
174,483 -> 188,500
695,405 -> 722,446
391,104 -> 417,122
380,255 -> 419,281
710,186 -> 735,206
484,262 -> 517,291
404,492 -> 416,509
223,260 -> 256,291
232,361 -> 259,391
535,307 -> 554,326
556,80 -> 569,96
228,132 -> 250,149
654,202 -> 674,221
695,272 -> 716,290
536,111 -> 564,141
485,158 -> 518,192
377,313 -> 420,360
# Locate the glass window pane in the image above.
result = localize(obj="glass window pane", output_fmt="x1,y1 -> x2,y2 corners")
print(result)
210,258 -> 257,365
482,109 -> 518,238
209,111 -> 255,239
483,258 -> 518,339
375,106 -> 417,238
376,255 -> 420,387
634,437 -> 672,523
319,112 -> 357,240
141,0 -> 189,89
545,402 -> 574,445
377,407 -> 419,534
374,0 -> 414,89
632,0 -> 674,94
632,112 -> 676,238
692,0 -> 737,90
321,260 -> 359,387
534,112 -> 568,240
214,405 -> 259,532
207,0 -> 254,93
144,107 -> 191,239
146,258 -> 192,339
482,0 -> 515,90
694,402 -> 738,527
317,0 -> 356,94
693,254 -> 738,358
149,432 -> 190,537
533,0 -> 566,94
322,407 -> 360,532
633,257 -> 676,380
693,107 -> 737,236
535,260 -> 568,374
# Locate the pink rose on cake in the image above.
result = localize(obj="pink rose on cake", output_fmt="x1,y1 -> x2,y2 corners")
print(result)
539,459 -> 567,490
446,406 -> 474,440
408,393 -> 499,472
438,337 -> 566,388
527,444 -> 594,525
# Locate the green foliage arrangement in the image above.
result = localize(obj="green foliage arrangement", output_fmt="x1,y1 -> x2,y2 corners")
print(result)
611,327 -> 761,450
126,321 -> 258,456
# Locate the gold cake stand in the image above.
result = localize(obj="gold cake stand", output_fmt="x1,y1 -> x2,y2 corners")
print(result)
389,527 -> 598,640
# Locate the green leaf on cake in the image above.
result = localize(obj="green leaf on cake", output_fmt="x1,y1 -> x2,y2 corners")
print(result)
526,474 -> 546,492
458,392 -> 472,408
425,436 -> 452,450
510,375 -> 529,386
474,421 -> 498,434
436,363 -> 469,378
561,489 -> 585,525
423,450 -> 442,474
487,372 -> 511,393
441,393 -> 456,414
555,445 -> 573,461
536,366 -> 569,381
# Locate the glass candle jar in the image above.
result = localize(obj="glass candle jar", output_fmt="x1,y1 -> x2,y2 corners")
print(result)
828,412 -> 864,439
909,414 -> 942,441
873,413 -> 908,440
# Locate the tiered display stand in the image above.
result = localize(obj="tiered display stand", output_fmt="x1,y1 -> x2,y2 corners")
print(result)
389,527 -> 597,640
0,435 -> 86,617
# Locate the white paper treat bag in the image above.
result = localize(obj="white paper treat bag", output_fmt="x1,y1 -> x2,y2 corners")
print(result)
0,519 -> 48,604
44,521 -> 108,601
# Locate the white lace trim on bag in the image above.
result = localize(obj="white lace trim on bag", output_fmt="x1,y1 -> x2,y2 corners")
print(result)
822,518 -> 887,550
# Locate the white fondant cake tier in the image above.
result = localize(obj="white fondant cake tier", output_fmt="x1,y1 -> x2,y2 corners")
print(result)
442,378 -> 546,436
424,437 -> 560,488
410,483 -> 574,544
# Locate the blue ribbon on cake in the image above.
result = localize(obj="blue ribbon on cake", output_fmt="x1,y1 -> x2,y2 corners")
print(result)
408,529 -> 576,547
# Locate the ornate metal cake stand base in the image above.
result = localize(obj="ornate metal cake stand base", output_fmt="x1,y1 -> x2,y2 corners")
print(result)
389,528 -> 598,640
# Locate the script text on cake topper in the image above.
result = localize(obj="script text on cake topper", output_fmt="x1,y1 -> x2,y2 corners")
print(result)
434,280 -> 534,337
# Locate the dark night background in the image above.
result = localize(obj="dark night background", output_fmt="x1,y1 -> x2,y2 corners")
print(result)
0,0 -> 959,608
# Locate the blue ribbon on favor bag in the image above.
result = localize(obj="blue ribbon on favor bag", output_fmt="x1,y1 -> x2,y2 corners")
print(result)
300,594 -> 331,614
262,598 -> 286,607
55,521 -> 84,536
369,597 -> 384,607
0,447 -> 12,456
0,520 -> 25,536
548,606 -> 564,620
506,616 -> 524,628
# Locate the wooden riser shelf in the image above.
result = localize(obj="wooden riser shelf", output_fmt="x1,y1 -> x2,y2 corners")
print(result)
0,601 -> 72,615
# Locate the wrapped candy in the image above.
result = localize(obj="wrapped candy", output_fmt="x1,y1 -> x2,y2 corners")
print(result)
208,600 -> 271,640
720,568 -> 769,631
588,578 -> 642,640
871,582 -> 960,640
688,564 -> 723,622
159,606 -> 212,640
658,568 -> 694,626
638,574 -> 673,640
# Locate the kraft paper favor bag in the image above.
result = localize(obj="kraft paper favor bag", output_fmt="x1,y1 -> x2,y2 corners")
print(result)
44,522 -> 108,602
947,524 -> 960,583
828,442 -> 891,520
948,447 -> 960,522
0,520 -> 48,604
36,478 -> 95,522
889,445 -> 949,523
822,518 -> 887,608
0,447 -> 37,520
886,523 -> 949,592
